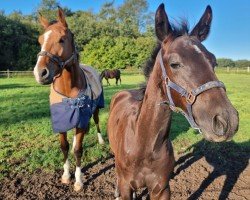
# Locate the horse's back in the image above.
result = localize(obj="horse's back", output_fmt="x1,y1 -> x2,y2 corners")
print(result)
108,89 -> 143,154
80,64 -> 102,99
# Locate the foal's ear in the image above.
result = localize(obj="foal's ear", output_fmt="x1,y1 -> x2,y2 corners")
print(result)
190,5 -> 212,42
39,13 -> 49,29
155,3 -> 172,42
57,6 -> 68,27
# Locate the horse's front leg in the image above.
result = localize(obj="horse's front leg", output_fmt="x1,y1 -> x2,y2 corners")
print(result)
73,128 -> 85,191
93,108 -> 104,144
59,132 -> 70,184
106,78 -> 110,86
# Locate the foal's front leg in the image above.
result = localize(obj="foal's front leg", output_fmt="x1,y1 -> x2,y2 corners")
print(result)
73,128 -> 85,191
59,132 -> 70,184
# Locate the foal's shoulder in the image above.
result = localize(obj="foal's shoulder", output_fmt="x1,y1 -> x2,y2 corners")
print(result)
110,88 -> 144,109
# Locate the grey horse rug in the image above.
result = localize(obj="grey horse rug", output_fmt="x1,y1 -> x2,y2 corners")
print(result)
49,65 -> 104,133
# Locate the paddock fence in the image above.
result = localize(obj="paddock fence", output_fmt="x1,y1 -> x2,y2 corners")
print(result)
0,67 -> 250,78
0,70 -> 33,78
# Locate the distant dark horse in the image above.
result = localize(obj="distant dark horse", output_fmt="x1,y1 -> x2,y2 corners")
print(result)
108,4 -> 239,200
100,69 -> 121,86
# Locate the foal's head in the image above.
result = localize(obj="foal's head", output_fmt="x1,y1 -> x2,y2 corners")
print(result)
34,7 -> 76,85
155,4 -> 239,142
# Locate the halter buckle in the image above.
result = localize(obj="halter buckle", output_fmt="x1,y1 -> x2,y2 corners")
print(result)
162,76 -> 167,84
186,92 -> 196,104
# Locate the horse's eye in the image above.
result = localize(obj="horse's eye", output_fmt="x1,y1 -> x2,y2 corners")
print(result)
59,38 -> 64,44
170,63 -> 180,69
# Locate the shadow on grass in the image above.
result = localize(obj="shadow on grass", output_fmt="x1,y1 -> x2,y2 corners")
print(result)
0,84 -> 34,90
175,139 -> 250,200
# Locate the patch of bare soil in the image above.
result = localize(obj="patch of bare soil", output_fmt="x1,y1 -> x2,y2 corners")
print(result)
0,145 -> 249,200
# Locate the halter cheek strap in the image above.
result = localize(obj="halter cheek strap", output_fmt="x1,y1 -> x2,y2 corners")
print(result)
158,49 -> 226,133
37,48 -> 77,69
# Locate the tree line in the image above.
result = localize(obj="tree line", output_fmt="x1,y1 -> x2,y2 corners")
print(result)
0,0 -> 249,71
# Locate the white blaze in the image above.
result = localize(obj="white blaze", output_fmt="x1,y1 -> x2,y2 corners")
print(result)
33,30 -> 53,83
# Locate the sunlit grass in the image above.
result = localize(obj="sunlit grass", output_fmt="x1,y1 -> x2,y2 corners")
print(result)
0,71 -> 249,179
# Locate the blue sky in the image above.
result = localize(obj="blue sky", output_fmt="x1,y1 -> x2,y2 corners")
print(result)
1,0 -> 250,60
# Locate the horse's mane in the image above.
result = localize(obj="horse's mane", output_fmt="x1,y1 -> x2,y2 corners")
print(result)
134,20 -> 190,101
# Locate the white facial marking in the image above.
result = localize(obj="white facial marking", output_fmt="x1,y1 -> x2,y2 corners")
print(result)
193,45 -> 202,54
33,30 -> 53,83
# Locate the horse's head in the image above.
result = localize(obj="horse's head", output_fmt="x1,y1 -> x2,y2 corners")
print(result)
34,7 -> 76,85
155,4 -> 239,142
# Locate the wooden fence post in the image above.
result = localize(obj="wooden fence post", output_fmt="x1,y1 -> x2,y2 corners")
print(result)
227,67 -> 229,72
7,69 -> 10,78
248,67 -> 250,73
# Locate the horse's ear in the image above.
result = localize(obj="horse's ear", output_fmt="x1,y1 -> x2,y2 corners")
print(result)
155,3 -> 172,42
57,6 -> 68,27
39,13 -> 49,29
190,5 -> 212,42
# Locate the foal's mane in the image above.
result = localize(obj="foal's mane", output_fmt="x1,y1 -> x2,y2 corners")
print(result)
134,20 -> 190,101
143,20 -> 189,81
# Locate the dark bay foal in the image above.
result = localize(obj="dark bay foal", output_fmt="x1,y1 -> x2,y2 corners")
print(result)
108,4 -> 238,200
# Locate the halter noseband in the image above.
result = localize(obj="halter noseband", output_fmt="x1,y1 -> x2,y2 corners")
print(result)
158,49 -> 225,133
37,47 -> 77,69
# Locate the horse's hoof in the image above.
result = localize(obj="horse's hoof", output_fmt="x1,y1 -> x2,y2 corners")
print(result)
61,177 -> 70,184
74,182 -> 83,192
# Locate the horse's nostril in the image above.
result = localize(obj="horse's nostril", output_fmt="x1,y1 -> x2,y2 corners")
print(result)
40,68 -> 49,79
212,115 -> 228,136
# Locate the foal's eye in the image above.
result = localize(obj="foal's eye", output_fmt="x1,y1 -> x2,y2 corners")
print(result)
59,38 -> 64,44
170,63 -> 180,69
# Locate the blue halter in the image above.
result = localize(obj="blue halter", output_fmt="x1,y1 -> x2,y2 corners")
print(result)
158,49 -> 225,133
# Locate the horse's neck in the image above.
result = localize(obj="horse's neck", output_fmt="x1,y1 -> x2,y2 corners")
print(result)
137,59 -> 172,149
53,63 -> 86,98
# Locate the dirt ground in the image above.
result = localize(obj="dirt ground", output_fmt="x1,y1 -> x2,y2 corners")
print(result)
0,147 -> 249,200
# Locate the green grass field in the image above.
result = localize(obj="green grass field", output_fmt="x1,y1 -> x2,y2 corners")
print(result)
0,72 -> 249,179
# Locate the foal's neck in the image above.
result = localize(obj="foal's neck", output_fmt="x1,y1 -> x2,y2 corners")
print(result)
137,58 -> 172,148
53,63 -> 86,98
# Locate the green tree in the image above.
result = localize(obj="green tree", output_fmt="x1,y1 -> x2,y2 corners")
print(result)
36,0 -> 59,21
217,58 -> 235,68
235,60 -> 250,68
80,36 -> 155,70
0,14 -> 39,70
67,11 -> 99,51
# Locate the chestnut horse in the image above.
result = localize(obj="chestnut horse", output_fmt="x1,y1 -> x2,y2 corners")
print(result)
100,69 -> 121,85
108,4 -> 239,200
33,8 -> 105,191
